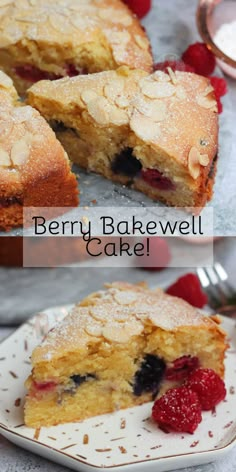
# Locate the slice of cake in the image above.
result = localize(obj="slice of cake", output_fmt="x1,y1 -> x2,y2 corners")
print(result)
0,0 -> 152,95
24,282 -> 227,428
0,71 -> 78,231
27,67 -> 218,211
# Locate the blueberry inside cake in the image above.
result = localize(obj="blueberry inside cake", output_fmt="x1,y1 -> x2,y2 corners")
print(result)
24,282 -> 227,427
27,67 -> 218,211
0,0 -> 152,96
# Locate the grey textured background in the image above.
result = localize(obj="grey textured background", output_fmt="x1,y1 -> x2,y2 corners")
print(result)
1,0 -> 236,470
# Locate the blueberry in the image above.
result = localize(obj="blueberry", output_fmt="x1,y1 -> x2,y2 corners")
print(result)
111,148 -> 142,178
70,374 -> 96,387
133,354 -> 166,397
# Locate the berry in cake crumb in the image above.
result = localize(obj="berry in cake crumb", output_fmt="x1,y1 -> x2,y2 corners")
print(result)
182,42 -> 216,76
152,386 -> 202,434
140,237 -> 171,271
111,148 -> 142,178
166,273 -> 208,308
186,368 -> 226,410
141,169 -> 175,191
154,60 -> 195,73
71,374 -> 96,386
14,65 -> 62,83
133,354 -> 166,397
33,381 -> 57,392
165,356 -> 200,381
123,0 -> 152,18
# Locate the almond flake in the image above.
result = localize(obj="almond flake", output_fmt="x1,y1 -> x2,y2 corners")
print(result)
114,291 -> 137,305
85,323 -> 103,337
87,97 -> 111,125
104,79 -> 124,103
108,106 -> 129,126
134,97 -> 167,122
11,139 -> 30,166
134,35 -> 148,50
167,67 -> 178,85
99,9 -> 132,26
141,81 -> 175,99
130,111 -> 161,142
0,148 -> 11,167
188,147 -> 201,179
199,154 -> 210,166
81,90 -> 98,105
12,106 -> 34,123
48,14 -> 72,34
90,306 -> 110,322
0,121 -> 13,139
0,71 -> 13,89
115,96 -> 130,109
102,320 -> 143,343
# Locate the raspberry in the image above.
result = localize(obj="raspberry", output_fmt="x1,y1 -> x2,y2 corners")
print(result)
209,77 -> 228,114
141,169 -> 175,191
154,60 -> 195,73
182,42 -> 216,76
166,273 -> 208,308
139,237 -> 171,271
123,0 -> 151,18
186,368 -> 226,410
165,356 -> 199,381
152,386 -> 202,434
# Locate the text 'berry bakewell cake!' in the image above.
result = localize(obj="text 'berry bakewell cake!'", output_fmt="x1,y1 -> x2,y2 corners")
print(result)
0,0 -> 152,96
28,67 -> 219,212
24,282 -> 227,428
0,71 -> 78,231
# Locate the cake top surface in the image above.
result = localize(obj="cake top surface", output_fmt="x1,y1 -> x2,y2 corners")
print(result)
32,282 -> 221,365
28,67 -> 218,179
0,0 -> 152,72
0,72 -> 71,196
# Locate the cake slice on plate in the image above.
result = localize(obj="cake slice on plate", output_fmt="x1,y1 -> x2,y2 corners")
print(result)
0,0 -> 152,95
0,71 -> 78,231
27,67 -> 218,212
24,282 -> 227,427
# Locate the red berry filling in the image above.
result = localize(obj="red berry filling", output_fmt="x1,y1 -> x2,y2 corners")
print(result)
141,169 -> 175,191
166,273 -> 208,308
33,380 -> 57,392
14,64 -> 87,83
186,368 -> 227,411
152,386 -> 202,434
165,356 -> 199,381
123,0 -> 152,18
182,42 -> 216,77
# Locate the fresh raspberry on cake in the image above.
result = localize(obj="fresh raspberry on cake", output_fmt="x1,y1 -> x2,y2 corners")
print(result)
166,273 -> 208,308
123,0 -> 152,18
182,42 -> 216,76
209,77 -> 228,114
186,368 -> 227,410
152,386 -> 202,434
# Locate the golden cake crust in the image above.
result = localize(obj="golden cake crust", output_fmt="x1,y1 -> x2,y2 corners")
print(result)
0,71 -> 79,230
28,67 -> 218,209
0,0 -> 152,93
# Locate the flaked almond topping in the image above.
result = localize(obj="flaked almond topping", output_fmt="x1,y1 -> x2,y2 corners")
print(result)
188,147 -> 209,179
115,96 -> 130,109
107,30 -> 131,46
81,90 -> 98,105
114,291 -> 137,305
134,34 -> 148,50
0,148 -> 11,167
87,97 -> 110,125
0,121 -> 13,139
11,139 -> 30,166
85,323 -> 103,337
0,71 -> 13,88
197,94 -> 217,111
152,71 -> 171,82
48,14 -> 72,34
0,0 -> 12,7
104,79 -> 124,103
203,85 -> 215,97
108,105 -> 129,126
99,9 -> 132,26
167,67 -> 178,85
130,111 -> 161,142
134,97 -> 167,122
102,320 -> 143,343
90,306 -> 111,322
12,106 -> 34,123
176,86 -> 187,100
141,81 -> 176,99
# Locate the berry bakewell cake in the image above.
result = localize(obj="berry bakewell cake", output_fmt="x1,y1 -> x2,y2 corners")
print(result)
0,71 -> 78,231
24,282 -> 227,428
28,67 -> 218,211
0,0 -> 152,96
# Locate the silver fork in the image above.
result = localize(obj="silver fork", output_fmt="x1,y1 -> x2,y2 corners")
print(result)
197,263 -> 236,317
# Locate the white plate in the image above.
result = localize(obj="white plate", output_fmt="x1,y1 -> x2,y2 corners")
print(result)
0,306 -> 236,472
